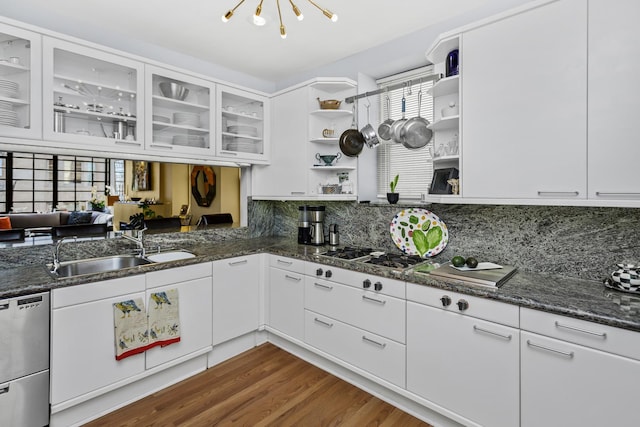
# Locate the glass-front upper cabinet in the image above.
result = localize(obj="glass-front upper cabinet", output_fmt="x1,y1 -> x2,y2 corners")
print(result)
145,65 -> 214,157
216,85 -> 269,163
0,22 -> 42,140
42,37 -> 144,153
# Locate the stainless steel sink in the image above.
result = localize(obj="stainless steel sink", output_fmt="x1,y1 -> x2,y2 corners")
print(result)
46,254 -> 154,279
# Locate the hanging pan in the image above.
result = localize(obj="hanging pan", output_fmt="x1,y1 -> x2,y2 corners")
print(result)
391,84 -> 408,144
339,103 -> 364,157
378,90 -> 394,141
360,97 -> 379,148
400,83 -> 433,149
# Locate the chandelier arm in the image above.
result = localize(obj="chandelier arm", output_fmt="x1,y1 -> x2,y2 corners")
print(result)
289,0 -> 304,20
306,0 -> 337,21
222,0 -> 247,22
277,0 -> 287,38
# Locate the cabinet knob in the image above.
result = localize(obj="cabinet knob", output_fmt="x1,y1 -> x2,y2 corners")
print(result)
316,268 -> 323,276
374,281 -> 383,291
457,299 -> 469,311
363,279 -> 371,289
440,295 -> 452,307
325,270 -> 332,278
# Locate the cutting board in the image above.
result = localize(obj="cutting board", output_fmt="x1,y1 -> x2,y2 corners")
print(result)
428,263 -> 517,288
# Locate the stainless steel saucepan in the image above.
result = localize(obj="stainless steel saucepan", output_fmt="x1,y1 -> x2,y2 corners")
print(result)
400,88 -> 433,149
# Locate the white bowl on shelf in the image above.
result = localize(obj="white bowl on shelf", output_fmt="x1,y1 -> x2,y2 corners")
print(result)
441,102 -> 459,118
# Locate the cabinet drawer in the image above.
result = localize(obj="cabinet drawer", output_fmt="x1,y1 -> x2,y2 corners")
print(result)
305,277 -> 405,343
305,310 -> 406,388
306,261 -> 405,299
146,262 -> 212,288
270,255 -> 305,274
521,307 -> 640,361
52,275 -> 144,308
406,282 -> 519,327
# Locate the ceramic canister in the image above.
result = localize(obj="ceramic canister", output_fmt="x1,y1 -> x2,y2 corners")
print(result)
611,263 -> 640,292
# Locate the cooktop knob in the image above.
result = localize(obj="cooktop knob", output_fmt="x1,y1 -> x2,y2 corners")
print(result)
316,268 -> 323,276
457,299 -> 469,311
325,270 -> 332,278
440,295 -> 452,307
363,279 -> 371,288
374,281 -> 383,291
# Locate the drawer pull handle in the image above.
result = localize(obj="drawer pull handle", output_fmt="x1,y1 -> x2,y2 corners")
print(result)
314,318 -> 333,328
362,335 -> 387,349
0,303 -> 9,310
290,191 -> 306,195
229,259 -> 248,266
362,295 -> 386,305
314,282 -> 333,291
537,191 -> 579,197
0,384 -> 9,394
555,321 -> 607,338
276,259 -> 293,265
285,274 -> 301,282
595,192 -> 640,197
148,143 -> 173,149
526,340 -> 574,358
473,325 -> 512,341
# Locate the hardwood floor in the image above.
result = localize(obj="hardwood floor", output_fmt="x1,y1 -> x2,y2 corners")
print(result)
84,343 -> 431,426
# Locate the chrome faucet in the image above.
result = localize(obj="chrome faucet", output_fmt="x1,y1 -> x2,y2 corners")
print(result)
52,236 -> 77,272
120,227 -> 148,257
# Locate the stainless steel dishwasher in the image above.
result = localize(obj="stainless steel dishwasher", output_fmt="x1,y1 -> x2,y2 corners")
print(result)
0,292 -> 50,427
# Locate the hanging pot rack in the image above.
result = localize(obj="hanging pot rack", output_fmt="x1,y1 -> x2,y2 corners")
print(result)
344,73 -> 441,104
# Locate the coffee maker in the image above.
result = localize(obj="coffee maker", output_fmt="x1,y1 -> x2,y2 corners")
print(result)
298,205 -> 326,245
298,206 -> 312,244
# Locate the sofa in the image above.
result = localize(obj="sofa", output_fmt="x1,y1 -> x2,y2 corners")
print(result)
0,211 -> 113,241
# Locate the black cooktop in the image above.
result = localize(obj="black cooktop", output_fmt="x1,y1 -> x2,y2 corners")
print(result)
321,247 -> 425,270
322,246 -> 374,260
364,253 -> 425,269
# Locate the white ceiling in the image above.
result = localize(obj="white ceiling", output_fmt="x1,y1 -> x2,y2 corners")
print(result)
4,0 -> 521,84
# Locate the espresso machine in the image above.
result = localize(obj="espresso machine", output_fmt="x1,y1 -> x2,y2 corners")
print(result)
298,205 -> 326,245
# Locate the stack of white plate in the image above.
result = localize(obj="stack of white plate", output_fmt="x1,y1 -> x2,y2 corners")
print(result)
173,112 -> 200,128
173,134 -> 206,148
0,100 -> 17,127
225,137 -> 260,153
152,115 -> 171,123
227,124 -> 258,137
0,79 -> 18,98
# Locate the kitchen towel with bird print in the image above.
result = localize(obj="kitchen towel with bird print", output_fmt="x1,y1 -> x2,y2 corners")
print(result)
113,289 -> 181,360
147,288 -> 181,348
113,297 -> 149,360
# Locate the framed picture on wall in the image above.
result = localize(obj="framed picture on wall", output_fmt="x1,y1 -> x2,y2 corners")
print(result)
132,161 -> 152,191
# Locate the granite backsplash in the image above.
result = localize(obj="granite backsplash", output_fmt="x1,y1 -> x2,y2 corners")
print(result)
247,199 -> 640,281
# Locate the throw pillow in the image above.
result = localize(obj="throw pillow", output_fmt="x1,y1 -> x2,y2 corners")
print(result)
0,216 -> 11,229
67,211 -> 93,225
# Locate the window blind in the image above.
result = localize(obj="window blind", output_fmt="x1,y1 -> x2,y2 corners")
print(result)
376,66 -> 435,199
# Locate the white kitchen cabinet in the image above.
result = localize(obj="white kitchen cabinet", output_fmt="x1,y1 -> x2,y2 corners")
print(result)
305,310 -> 406,388
50,276 -> 146,405
461,0 -> 587,200
0,22 -> 42,140
521,308 -> 640,426
216,84 -> 269,163
426,35 -> 461,200
406,284 -> 519,427
252,85 -> 307,198
145,65 -> 215,157
252,78 -> 357,200
42,37 -> 145,154
145,263 -> 213,369
268,255 -> 305,341
588,0 -> 640,202
307,79 -> 357,199
211,254 -> 261,345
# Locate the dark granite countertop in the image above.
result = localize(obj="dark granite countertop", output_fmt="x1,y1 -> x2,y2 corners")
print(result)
2,237 -> 639,333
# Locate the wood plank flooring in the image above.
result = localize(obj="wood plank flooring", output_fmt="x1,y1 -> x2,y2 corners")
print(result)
84,343 -> 431,427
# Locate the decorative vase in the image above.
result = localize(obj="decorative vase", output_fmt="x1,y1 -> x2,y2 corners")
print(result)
608,263 -> 640,293
386,192 -> 399,204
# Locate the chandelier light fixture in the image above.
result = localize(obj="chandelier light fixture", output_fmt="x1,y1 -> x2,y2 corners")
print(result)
221,0 -> 338,39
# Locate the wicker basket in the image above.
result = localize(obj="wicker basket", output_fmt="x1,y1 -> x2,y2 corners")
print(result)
321,184 -> 342,194
317,98 -> 341,110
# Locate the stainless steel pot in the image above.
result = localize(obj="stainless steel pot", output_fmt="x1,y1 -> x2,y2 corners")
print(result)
360,100 -> 379,148
391,91 -> 408,144
400,89 -> 433,149
378,93 -> 394,141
